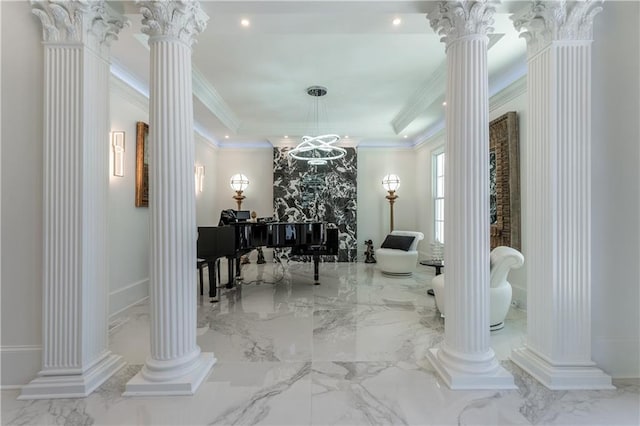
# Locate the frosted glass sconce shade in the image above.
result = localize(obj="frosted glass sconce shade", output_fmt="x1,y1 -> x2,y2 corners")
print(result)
195,165 -> 205,193
111,131 -> 125,177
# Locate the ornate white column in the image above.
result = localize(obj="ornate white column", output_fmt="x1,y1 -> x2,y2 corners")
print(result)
20,1 -> 127,399
510,0 -> 613,389
124,1 -> 214,396
426,1 -> 515,389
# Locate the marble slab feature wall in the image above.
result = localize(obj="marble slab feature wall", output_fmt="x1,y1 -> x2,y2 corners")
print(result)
273,148 -> 357,261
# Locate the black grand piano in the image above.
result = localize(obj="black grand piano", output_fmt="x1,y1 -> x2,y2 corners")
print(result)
197,210 -> 338,299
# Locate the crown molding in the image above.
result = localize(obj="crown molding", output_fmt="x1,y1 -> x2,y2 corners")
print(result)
110,73 -> 149,113
391,66 -> 446,135
489,75 -> 527,113
218,141 -> 273,149
391,33 -> 504,135
413,123 -> 445,150
356,139 -> 415,149
195,133 -> 220,151
192,67 -> 241,134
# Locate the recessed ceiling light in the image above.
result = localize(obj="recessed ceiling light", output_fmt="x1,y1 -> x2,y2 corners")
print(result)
225,135 -> 229,139
403,135 -> 408,138
284,135 -> 289,138
392,18 -> 402,26
344,135 -> 349,139
240,18 -> 250,27
442,101 -> 447,106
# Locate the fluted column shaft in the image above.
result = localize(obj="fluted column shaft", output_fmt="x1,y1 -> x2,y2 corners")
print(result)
426,1 -> 515,389
443,35 -> 492,355
510,0 -> 612,389
147,38 -> 198,363
20,0 -> 126,400
124,1 -> 214,396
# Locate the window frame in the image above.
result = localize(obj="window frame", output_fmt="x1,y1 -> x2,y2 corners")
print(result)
432,148 -> 445,244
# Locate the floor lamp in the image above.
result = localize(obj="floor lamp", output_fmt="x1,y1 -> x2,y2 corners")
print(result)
382,174 -> 400,232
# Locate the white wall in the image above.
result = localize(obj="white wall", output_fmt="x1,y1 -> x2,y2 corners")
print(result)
195,135 -> 218,226
357,147 -> 420,259
591,0 -> 640,378
1,1 -> 45,388
215,148 -> 274,219
108,85 -> 150,317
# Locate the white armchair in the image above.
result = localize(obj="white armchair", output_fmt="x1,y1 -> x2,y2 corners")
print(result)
376,230 -> 424,276
431,246 -> 524,330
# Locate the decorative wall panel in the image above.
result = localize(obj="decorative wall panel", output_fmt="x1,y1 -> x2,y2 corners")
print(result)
274,147 -> 357,261
489,111 -> 520,250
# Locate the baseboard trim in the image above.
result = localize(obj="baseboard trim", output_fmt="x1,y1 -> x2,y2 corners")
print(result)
592,337 -> 640,379
109,278 -> 149,319
18,352 -> 125,400
0,345 -> 42,389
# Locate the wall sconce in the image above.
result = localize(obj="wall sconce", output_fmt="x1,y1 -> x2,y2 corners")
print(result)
382,174 -> 400,232
230,173 -> 249,210
194,165 -> 205,194
111,131 -> 125,177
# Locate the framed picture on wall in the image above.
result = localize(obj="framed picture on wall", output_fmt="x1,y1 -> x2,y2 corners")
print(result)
135,121 -> 149,207
489,111 -> 520,250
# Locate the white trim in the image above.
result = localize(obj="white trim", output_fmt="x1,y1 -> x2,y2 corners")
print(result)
109,279 -> 149,318
109,296 -> 149,322
413,122 -> 445,149
489,76 -> 527,113
0,345 -> 42,389
392,66 -> 446,134
355,143 -> 415,151
196,133 -> 220,152
192,67 -> 241,133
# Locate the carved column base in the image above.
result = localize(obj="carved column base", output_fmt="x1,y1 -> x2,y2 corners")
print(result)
511,348 -> 613,390
18,353 -> 124,400
124,353 -> 215,396
427,347 -> 516,390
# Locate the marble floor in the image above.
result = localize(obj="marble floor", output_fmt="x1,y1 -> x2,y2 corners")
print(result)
2,261 -> 639,425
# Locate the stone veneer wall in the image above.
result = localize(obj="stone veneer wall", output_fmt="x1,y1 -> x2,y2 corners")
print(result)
273,147 -> 357,261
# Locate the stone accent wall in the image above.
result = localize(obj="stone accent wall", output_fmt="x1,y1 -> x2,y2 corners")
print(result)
273,147 -> 357,261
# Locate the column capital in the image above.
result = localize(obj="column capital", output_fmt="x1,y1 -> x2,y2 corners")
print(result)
31,1 -> 128,48
427,1 -> 498,49
512,0 -> 604,55
138,1 -> 208,47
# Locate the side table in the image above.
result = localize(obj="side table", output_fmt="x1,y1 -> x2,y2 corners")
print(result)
420,260 -> 443,296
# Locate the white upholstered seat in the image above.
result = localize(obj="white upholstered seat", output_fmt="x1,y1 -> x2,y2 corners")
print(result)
431,246 -> 524,330
376,230 -> 424,276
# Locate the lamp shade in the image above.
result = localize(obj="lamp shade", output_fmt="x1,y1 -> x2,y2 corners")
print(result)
382,174 -> 401,192
230,174 -> 249,192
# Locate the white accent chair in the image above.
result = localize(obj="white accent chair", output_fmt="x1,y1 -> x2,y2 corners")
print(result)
431,246 -> 524,331
376,230 -> 424,276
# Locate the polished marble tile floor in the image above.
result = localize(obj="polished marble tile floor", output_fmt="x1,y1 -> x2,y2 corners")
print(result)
2,261 -> 639,425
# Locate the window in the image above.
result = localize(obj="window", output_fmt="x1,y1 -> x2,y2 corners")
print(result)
433,151 -> 445,243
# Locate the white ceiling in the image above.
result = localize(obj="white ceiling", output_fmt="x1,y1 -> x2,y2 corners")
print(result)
109,1 -> 527,148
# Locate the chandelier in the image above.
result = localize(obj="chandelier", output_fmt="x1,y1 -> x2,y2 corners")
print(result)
288,86 -> 346,166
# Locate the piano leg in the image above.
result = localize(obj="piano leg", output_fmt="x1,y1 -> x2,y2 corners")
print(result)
235,256 -> 242,280
206,259 -> 218,301
313,254 -> 320,285
226,256 -> 235,289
